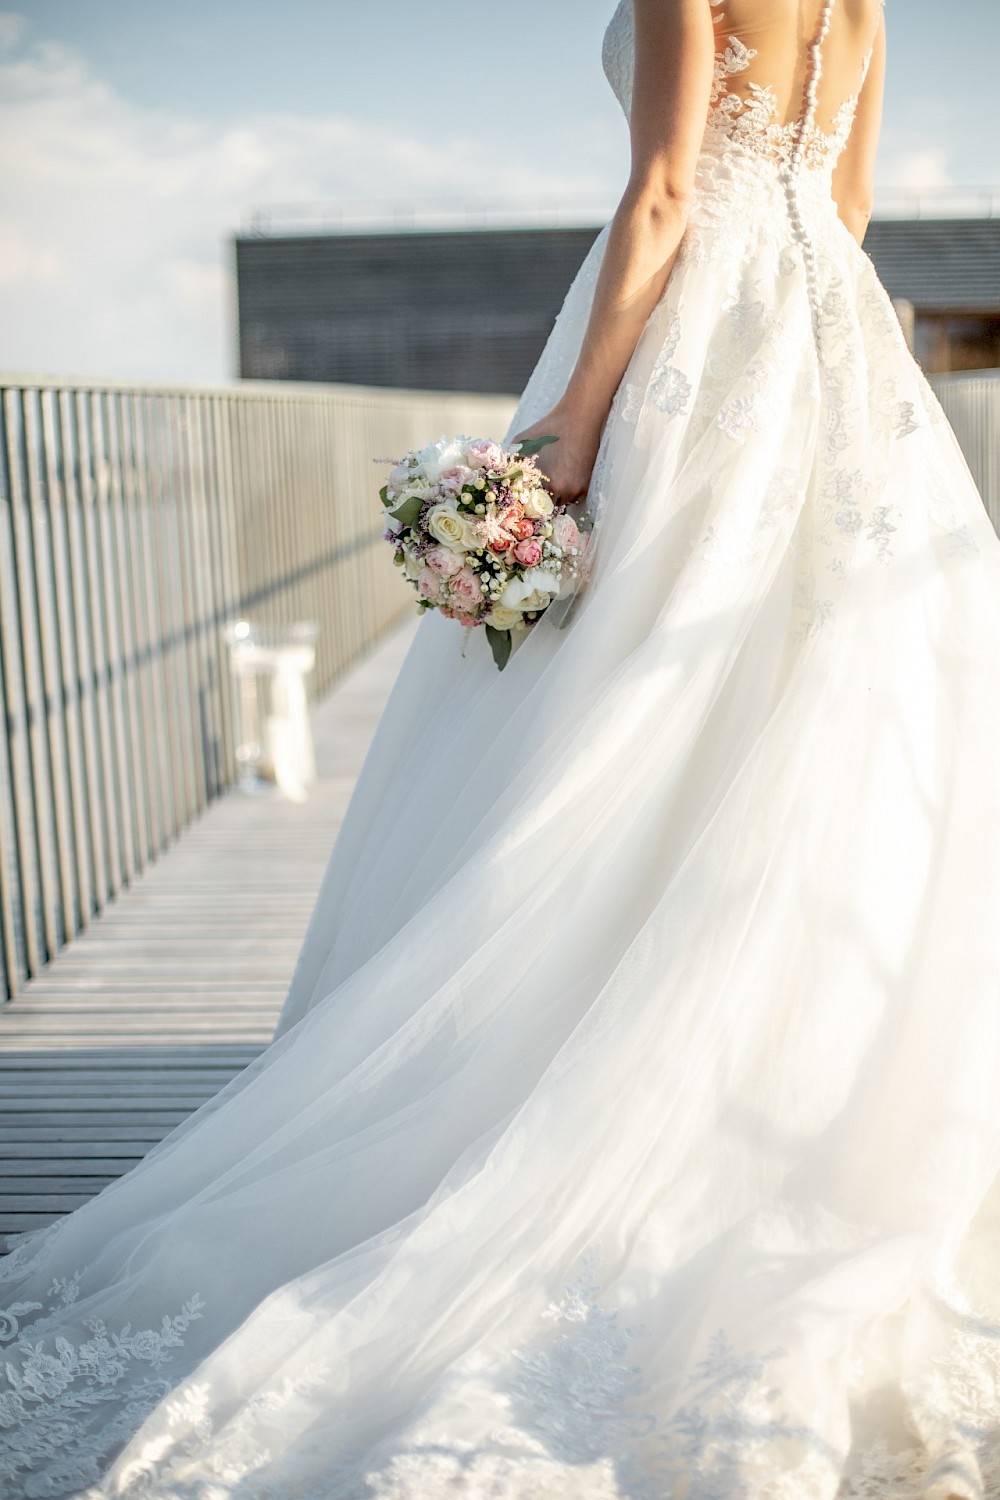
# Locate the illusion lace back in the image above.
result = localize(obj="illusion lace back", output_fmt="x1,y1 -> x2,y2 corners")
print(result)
5,3 -> 1000,1498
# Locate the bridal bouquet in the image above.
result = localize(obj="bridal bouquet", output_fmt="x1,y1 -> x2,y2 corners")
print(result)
377,434 -> 593,669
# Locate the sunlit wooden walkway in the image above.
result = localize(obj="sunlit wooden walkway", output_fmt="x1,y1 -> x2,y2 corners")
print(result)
0,616 -> 418,1248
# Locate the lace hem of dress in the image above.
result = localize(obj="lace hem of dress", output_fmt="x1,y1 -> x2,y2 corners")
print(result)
23,1243 -> 993,1500
352,1247 -> 1000,1500
0,1271 -> 205,1498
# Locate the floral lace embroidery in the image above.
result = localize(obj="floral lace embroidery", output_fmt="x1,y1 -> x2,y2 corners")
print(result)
602,0 -> 870,175
361,1249 -> 1000,1499
0,1273 -> 205,1498
702,25 -> 868,175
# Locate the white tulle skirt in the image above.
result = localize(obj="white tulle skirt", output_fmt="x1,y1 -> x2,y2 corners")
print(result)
3,167 -> 1000,1500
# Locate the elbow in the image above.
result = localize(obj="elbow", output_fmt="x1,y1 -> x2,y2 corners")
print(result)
838,196 -> 874,245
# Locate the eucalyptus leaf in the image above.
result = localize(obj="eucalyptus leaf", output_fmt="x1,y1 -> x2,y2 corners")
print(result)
514,434 -> 559,458
388,493 -> 423,528
485,624 -> 512,671
379,485 -> 390,506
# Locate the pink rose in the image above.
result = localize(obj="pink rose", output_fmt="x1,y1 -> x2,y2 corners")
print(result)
513,538 -> 542,567
552,513 -> 581,552
514,518 -> 535,540
418,566 -> 443,601
453,611 -> 479,628
449,565 -> 484,606
438,465 -> 475,495
464,439 -> 505,471
425,545 -> 464,578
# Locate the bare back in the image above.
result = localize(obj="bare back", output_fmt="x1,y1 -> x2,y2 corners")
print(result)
711,0 -> 884,139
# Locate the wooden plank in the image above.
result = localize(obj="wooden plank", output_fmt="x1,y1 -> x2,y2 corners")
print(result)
1,1152 -> 151,1167
1,1214 -> 67,1231
2,1128 -> 172,1140
0,619 -> 417,1246
0,1177 -> 119,1193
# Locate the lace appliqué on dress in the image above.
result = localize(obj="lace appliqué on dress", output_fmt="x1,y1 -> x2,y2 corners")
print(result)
361,1248 -> 1000,1500
0,1274 -> 205,1498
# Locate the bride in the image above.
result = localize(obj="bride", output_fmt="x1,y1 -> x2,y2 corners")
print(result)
4,1 -> 1000,1495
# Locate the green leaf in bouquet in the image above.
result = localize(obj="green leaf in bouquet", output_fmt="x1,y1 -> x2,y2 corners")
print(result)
379,484 -> 390,506
484,624 -> 512,671
514,434 -> 559,458
387,493 -> 424,528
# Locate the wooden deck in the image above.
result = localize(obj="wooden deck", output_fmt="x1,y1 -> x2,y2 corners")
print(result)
0,616 -> 418,1247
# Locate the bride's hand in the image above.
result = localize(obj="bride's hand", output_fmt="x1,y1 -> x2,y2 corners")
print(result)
510,408 -> 603,505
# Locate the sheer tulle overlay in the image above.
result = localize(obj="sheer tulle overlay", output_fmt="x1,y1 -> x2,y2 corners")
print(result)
4,2 -> 1000,1497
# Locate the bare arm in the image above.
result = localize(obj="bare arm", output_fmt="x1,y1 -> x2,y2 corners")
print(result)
831,9 -> 886,245
513,0 -> 715,501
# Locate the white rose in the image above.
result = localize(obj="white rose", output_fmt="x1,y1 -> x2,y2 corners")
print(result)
521,486 -> 555,519
485,604 -> 525,630
401,549 -> 424,582
499,566 -> 560,612
426,502 -> 478,553
416,436 -> 467,483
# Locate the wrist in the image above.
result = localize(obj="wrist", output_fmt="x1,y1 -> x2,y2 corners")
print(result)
551,390 -> 609,443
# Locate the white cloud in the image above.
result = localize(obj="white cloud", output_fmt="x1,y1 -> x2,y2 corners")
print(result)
0,16 -> 606,382
891,148 -> 953,193
0,10 -> 24,49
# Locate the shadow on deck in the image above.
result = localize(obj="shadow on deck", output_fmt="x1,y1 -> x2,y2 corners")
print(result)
0,616 -> 419,1245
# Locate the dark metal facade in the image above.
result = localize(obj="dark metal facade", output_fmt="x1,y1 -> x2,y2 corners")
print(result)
236,217 -> 1000,389
236,228 -> 602,396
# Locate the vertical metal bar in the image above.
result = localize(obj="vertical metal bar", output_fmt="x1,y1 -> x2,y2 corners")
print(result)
60,391 -> 107,916
4,388 -> 58,970
0,388 -> 31,995
25,388 -> 76,951
106,392 -> 150,873
172,393 -> 205,811
131,393 -> 176,852
41,393 -> 88,942
77,389 -> 123,900
207,395 -> 239,783
148,393 -> 192,836
92,391 -> 136,886
256,398 -> 278,622
48,390 -> 94,932
0,610 -> 20,999
229,399 -> 253,614
190,396 -> 221,797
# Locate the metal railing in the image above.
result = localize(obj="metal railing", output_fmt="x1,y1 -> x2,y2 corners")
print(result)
241,185 -> 1000,238
1,370 -> 996,1003
0,376 -> 516,1001
930,370 -> 1000,532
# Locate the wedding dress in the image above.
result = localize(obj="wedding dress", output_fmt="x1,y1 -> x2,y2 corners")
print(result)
4,1 -> 1000,1495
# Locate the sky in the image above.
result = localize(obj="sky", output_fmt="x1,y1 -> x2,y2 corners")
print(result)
1,0 -> 995,384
